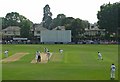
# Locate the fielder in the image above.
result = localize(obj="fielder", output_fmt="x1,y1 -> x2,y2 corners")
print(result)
4,50 -> 8,57
44,48 -> 48,53
35,53 -> 38,62
98,52 -> 103,60
35,51 -> 41,63
110,63 -> 116,80
59,49 -> 63,54
46,51 -> 51,61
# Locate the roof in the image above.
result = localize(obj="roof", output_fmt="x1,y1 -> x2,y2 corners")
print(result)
34,24 -> 48,31
2,26 -> 21,31
53,26 -> 65,30
85,27 -> 105,31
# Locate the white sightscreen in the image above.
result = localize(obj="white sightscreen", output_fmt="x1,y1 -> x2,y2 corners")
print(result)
41,30 -> 71,42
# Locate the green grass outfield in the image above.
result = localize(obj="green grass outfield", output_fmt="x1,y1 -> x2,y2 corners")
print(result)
2,44 -> 118,80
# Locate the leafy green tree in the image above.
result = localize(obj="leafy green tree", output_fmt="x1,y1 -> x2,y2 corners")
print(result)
62,17 -> 75,30
19,15 -> 33,38
64,17 -> 74,26
56,14 -> 66,26
66,18 -> 85,42
50,14 -> 66,29
5,12 -> 21,27
20,20 -> 31,38
42,4 -> 52,29
81,20 -> 90,29
3,12 -> 33,38
50,15 -> 89,41
97,2 -> 120,34
1,17 -> 6,29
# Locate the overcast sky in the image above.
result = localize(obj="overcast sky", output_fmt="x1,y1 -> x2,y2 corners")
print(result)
0,0 -> 119,24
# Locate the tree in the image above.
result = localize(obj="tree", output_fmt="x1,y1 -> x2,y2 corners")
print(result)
3,12 -> 33,38
42,4 -> 52,29
56,14 -> 66,26
63,17 -> 75,29
20,20 -> 31,38
50,15 -> 89,41
19,15 -> 33,38
66,18 -> 85,42
97,2 -> 120,34
50,14 -> 66,29
81,20 -> 90,29
1,17 -> 6,29
5,12 -> 21,27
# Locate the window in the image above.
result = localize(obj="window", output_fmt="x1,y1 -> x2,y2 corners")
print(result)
4,31 -> 7,33
37,31 -> 40,34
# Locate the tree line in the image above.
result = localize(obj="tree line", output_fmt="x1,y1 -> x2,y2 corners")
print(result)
2,2 -> 120,41
97,2 -> 120,40
2,12 -> 33,38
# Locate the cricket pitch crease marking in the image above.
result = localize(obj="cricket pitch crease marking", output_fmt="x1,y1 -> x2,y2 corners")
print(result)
2,52 -> 29,63
31,53 -> 52,63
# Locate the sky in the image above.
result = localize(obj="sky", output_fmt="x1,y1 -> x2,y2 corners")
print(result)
0,0 -> 119,24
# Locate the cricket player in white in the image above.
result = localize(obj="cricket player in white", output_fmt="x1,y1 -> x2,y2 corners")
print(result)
47,51 -> 50,61
35,53 -> 38,62
44,48 -> 48,53
4,50 -> 8,57
59,49 -> 63,54
110,64 -> 116,80
98,52 -> 103,60
35,51 -> 40,63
